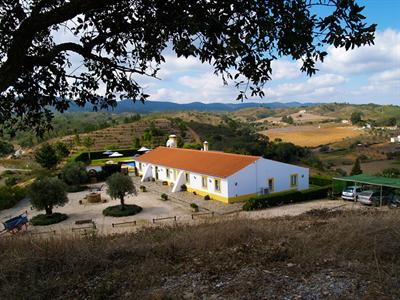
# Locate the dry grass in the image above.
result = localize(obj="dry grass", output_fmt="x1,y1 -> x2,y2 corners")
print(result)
0,209 -> 399,299
260,125 -> 364,147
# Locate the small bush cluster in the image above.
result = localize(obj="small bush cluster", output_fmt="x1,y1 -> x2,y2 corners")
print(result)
204,195 -> 210,200
139,185 -> 146,192
161,193 -> 168,201
30,213 -> 68,226
243,185 -> 331,211
0,186 -> 26,210
103,204 -> 142,217
180,184 -> 187,191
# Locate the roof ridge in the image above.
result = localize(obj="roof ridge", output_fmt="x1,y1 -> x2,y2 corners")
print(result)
157,146 -> 261,159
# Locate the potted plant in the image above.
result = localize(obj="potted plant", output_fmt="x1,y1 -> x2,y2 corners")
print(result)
139,185 -> 146,192
181,184 -> 187,191
190,203 -> 199,212
161,193 -> 168,201
204,195 -> 211,200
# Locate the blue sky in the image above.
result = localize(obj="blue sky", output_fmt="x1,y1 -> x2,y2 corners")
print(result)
136,0 -> 399,105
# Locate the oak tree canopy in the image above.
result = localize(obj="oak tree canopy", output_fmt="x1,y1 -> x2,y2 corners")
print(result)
0,0 -> 376,133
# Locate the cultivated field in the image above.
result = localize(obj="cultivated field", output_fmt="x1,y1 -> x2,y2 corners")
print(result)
259,125 -> 364,147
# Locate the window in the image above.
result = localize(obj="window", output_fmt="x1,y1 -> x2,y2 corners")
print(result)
185,172 -> 190,184
214,178 -> 221,192
268,177 -> 274,192
290,174 -> 298,187
166,168 -> 170,178
201,176 -> 208,188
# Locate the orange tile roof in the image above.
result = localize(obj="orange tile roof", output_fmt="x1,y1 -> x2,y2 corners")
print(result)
135,147 -> 260,178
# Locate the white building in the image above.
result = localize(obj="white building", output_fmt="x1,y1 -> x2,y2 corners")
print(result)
134,144 -> 309,204
390,135 -> 400,143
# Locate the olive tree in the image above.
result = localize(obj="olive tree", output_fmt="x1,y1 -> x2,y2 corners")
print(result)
0,1 -> 376,133
106,173 -> 136,210
29,177 -> 68,215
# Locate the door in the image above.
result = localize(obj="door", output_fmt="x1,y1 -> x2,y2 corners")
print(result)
155,166 -> 159,180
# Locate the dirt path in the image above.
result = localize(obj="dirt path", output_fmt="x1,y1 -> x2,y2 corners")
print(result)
186,126 -> 202,144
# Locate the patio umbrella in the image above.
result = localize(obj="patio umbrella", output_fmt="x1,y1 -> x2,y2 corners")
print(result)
138,147 -> 150,152
109,152 -> 123,157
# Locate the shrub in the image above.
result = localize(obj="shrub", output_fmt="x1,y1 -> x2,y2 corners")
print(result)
139,185 -> 146,192
190,203 -> 198,209
102,204 -> 142,217
204,195 -> 210,200
0,140 -> 14,157
0,186 -> 26,210
161,193 -> 168,201
5,176 -> 19,186
181,184 -> 187,191
309,176 -> 332,186
30,213 -> 68,226
61,161 -> 88,186
243,186 -> 331,211
162,181 -> 168,186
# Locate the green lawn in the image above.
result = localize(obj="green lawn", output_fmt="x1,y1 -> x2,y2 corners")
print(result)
89,157 -> 135,166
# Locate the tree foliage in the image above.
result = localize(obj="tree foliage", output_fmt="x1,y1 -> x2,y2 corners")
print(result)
0,0 -> 375,133
350,112 -> 363,125
34,143 -> 59,169
350,158 -> 362,175
61,161 -> 88,186
29,177 -> 68,215
106,173 -> 136,210
0,139 -> 14,157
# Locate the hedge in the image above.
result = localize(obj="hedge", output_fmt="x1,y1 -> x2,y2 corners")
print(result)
243,185 -> 331,211
70,148 -> 138,163
309,176 -> 333,186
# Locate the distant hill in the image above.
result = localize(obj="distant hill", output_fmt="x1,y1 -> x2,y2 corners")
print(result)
66,100 -> 319,113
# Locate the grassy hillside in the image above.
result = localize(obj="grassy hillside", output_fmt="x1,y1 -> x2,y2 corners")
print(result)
1,209 -> 398,299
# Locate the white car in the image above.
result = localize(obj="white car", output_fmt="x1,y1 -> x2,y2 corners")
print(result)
341,186 -> 363,201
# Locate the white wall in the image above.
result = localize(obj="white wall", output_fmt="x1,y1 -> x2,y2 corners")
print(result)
137,158 -> 309,199
227,158 -> 309,197
136,161 -> 229,197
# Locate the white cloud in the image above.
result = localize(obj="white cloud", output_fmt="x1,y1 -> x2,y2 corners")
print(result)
271,60 -> 302,80
372,68 -> 400,82
321,29 -> 400,75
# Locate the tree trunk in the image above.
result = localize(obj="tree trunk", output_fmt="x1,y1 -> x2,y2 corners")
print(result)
45,206 -> 53,215
88,150 -> 91,161
120,195 -> 125,210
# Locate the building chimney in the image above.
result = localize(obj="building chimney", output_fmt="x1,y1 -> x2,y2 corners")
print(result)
203,141 -> 209,151
166,134 -> 177,148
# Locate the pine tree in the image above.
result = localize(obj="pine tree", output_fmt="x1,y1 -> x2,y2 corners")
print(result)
350,158 -> 362,175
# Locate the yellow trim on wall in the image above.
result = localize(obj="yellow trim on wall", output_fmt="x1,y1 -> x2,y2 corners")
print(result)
186,187 -> 256,204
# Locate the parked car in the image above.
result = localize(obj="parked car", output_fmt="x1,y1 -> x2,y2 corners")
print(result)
341,186 -> 363,201
357,189 -> 394,206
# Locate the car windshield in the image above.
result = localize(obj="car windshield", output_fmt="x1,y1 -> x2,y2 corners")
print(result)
359,191 -> 374,196
344,188 -> 354,192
